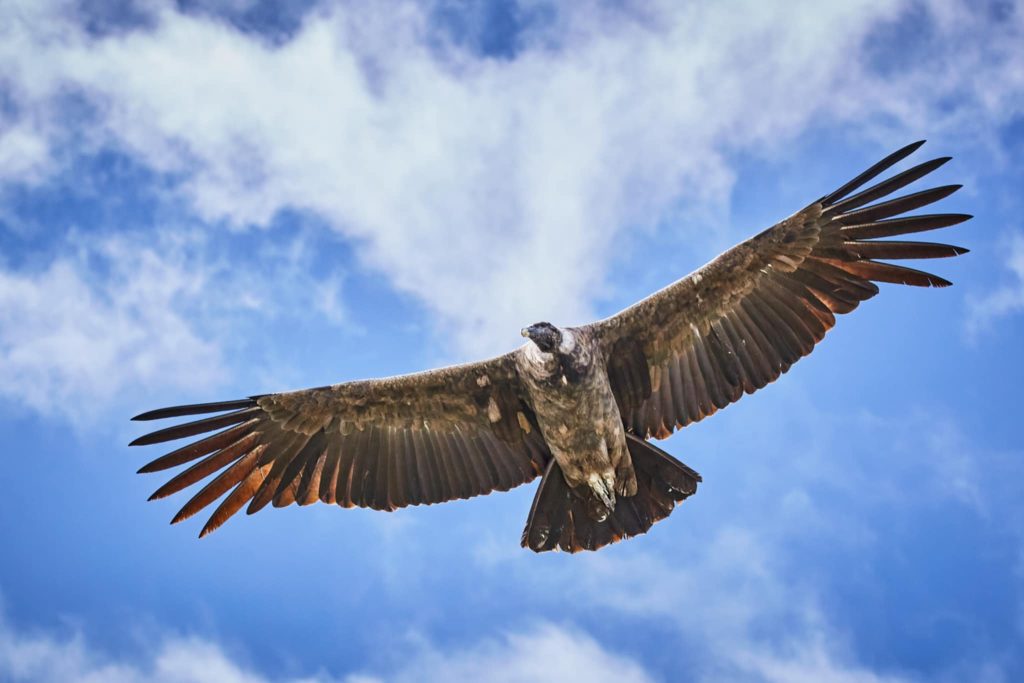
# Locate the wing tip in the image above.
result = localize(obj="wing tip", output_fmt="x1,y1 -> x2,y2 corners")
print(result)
137,461 -> 161,474
128,431 -> 175,448
170,512 -> 188,525
131,398 -> 258,422
132,407 -> 180,422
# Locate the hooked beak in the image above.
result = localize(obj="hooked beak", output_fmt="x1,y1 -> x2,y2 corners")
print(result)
521,328 -> 530,338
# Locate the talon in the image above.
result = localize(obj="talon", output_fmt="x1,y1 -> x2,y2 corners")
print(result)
588,472 -> 616,511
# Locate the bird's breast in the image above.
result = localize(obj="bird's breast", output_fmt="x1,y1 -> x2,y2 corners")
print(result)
515,337 -> 622,455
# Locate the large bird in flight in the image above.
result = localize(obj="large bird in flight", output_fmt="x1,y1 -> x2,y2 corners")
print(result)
131,141 -> 969,552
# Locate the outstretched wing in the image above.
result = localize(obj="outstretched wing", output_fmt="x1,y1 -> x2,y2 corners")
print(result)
131,354 -> 550,536
591,141 -> 970,439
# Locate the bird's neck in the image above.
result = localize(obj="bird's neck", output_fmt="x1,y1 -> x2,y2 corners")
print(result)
522,329 -> 591,386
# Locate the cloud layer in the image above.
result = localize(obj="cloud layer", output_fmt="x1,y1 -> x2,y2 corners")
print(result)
3,0 -> 1022,358
966,231 -> 1024,339
0,614 -> 652,683
1,3 -> 1022,683
0,230 -> 226,424
0,226 -> 349,424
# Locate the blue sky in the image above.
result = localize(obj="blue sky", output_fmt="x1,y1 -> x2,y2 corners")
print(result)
1,1 -> 1023,681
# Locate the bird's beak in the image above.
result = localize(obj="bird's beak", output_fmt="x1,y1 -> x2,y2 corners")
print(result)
521,328 -> 529,338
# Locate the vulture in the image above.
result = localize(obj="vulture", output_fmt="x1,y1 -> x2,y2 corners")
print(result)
131,141 -> 969,552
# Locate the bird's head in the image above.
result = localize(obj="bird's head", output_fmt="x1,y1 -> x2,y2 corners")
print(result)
521,322 -> 563,354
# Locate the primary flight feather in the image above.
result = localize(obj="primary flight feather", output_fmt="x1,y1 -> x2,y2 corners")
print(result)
131,141 -> 969,552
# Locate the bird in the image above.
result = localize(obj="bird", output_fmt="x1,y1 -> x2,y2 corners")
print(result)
130,140 -> 969,553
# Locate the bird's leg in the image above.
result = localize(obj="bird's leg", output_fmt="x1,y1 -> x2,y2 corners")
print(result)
615,460 -> 638,497
607,433 -> 637,497
586,470 -> 616,520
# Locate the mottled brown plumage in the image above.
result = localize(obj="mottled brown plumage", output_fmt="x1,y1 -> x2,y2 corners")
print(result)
131,140 -> 969,552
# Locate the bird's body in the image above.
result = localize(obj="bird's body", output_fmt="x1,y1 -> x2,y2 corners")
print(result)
130,141 -> 971,552
515,326 -> 635,521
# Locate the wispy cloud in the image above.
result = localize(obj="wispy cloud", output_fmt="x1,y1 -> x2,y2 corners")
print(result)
349,623 -> 655,683
567,529 -> 921,683
966,231 -> 1024,339
0,229 -> 226,426
0,611 -> 651,683
0,226 -> 351,425
1,0 -> 1021,356
0,610 -> 338,683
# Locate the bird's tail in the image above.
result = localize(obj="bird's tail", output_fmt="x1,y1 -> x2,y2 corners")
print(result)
521,434 -> 701,552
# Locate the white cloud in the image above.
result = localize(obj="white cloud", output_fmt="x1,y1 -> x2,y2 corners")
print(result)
0,226 -> 349,425
0,613 -> 334,683
730,636 -> 914,683
1,0 -> 1021,356
571,532 -> 919,683
0,230 -> 226,425
312,273 -> 350,327
349,623 -> 655,683
0,611 -> 651,683
0,120 -> 52,185
966,231 -> 1024,339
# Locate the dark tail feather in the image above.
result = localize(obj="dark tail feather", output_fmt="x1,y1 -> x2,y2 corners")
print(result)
520,459 -> 573,552
521,435 -> 700,553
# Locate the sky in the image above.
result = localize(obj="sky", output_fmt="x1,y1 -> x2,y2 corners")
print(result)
1,0 -> 1023,681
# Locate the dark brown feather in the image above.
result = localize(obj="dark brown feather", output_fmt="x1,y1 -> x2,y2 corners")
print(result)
723,310 -> 772,389
148,432 -> 259,500
137,420 -> 259,473
199,457 -> 271,538
132,398 -> 258,421
684,342 -> 714,420
691,335 -> 729,410
247,432 -> 311,514
296,443 -> 329,506
674,350 -> 698,425
273,431 -> 328,507
825,157 -> 950,213
819,140 -> 925,205
842,241 -> 968,260
731,305 -> 785,377
353,425 -> 382,508
840,213 -> 972,239
828,258 -> 952,287
769,274 -> 836,325
370,427 -> 394,510
172,448 -> 263,525
130,408 -> 260,446
318,440 -> 343,504
838,185 -> 961,224
707,321 -> 744,394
